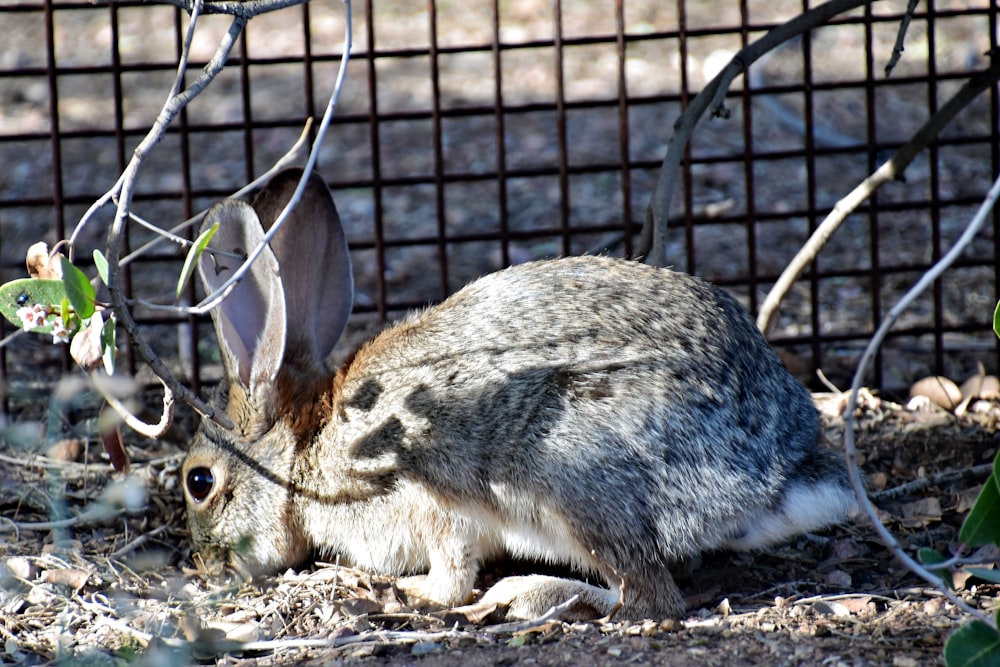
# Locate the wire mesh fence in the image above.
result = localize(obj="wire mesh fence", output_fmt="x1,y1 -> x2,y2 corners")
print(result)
0,0 -> 997,425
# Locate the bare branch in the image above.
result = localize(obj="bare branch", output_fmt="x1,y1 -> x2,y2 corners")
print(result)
638,0 -> 880,267
92,0 -> 308,17
870,463 -> 992,504
96,374 -> 175,440
886,0 -> 921,77
756,53 -> 1000,334
482,595 -> 581,634
104,4 -> 244,427
841,171 -> 1000,629
119,118 -> 314,268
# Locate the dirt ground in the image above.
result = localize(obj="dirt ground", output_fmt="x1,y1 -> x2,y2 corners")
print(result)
2,390 -> 999,666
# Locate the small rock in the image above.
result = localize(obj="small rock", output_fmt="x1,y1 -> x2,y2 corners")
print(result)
826,569 -> 853,588
640,620 -> 659,637
909,376 -> 961,410
411,641 -> 442,656
659,618 -> 683,632
922,598 -> 945,616
4,557 -> 35,580
812,600 -> 851,618
715,598 -> 732,616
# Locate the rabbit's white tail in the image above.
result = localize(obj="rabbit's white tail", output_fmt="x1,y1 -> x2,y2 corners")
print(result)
723,478 -> 858,551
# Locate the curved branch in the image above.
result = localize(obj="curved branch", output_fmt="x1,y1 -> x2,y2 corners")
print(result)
119,118 -> 314,268
757,52 -> 1000,334
97,374 -> 175,439
637,0 -> 880,267
841,171 -> 1000,629
91,0 -> 308,17
191,0 -> 354,316
104,7 -> 244,428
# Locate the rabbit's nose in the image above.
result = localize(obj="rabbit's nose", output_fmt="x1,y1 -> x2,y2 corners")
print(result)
186,467 -> 215,502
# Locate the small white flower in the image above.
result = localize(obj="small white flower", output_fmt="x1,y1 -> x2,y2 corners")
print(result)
50,317 -> 71,344
16,303 -> 47,331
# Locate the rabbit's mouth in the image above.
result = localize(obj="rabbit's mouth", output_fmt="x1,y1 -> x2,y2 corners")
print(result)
189,529 -> 282,581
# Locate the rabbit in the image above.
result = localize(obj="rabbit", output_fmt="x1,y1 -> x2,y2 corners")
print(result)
182,166 -> 859,620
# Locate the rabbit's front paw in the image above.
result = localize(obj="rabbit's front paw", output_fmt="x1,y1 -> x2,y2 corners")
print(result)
396,573 -> 475,610
478,575 -> 620,621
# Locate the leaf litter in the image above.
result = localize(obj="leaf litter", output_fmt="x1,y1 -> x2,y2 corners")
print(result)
1,388 -> 998,665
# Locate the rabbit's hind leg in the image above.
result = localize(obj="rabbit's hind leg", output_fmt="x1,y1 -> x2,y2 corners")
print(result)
476,563 -> 686,622
476,574 -> 621,622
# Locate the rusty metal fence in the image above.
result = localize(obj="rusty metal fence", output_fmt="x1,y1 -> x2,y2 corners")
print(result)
0,0 -> 998,417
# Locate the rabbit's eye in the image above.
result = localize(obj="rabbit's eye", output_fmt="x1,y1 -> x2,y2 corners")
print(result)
186,467 -> 215,502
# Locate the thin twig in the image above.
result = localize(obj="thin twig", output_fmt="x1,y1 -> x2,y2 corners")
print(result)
104,5 -> 243,427
871,463 -> 993,504
135,0 -> 308,16
757,52 -> 1000,334
638,0 -> 879,266
118,118 -> 313,269
842,171 -> 1000,629
482,595 -> 581,634
110,524 -> 172,559
191,1 -> 354,316
885,0 -> 921,77
0,507 -> 129,532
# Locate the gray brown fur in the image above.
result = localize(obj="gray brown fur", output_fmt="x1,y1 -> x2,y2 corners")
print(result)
183,168 -> 858,620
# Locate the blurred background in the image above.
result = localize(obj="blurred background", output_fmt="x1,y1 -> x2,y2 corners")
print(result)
0,0 -> 997,425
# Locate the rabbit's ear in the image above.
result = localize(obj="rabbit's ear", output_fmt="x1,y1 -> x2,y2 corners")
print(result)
198,199 -> 287,397
248,168 -> 354,373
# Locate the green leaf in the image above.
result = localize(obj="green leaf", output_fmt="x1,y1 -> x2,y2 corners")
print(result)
176,222 -> 219,301
0,278 -> 67,331
960,473 -> 1000,547
961,485 -> 1000,546
917,548 -> 953,589
966,568 -> 1000,585
93,249 -> 109,285
918,548 -> 947,566
60,256 -> 96,319
101,315 -> 116,375
945,620 -> 1000,667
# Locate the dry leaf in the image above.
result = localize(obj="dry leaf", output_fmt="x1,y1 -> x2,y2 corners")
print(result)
40,567 -> 91,589
100,403 -> 129,473
867,471 -> 888,491
959,363 -> 999,400
45,438 -> 81,462
70,312 -> 104,372
837,596 -> 872,614
204,620 -> 260,643
953,569 -> 974,591
899,497 -> 942,524
339,598 -> 383,617
436,599 -> 500,626
26,242 -> 63,280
